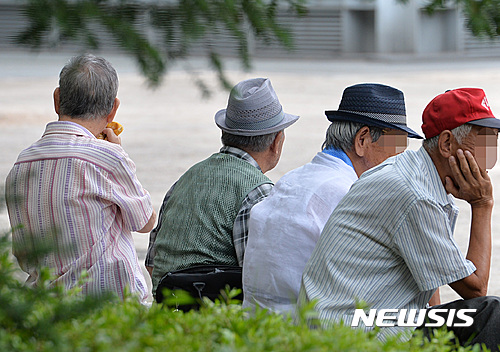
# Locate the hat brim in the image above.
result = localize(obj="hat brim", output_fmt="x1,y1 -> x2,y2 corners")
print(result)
467,117 -> 500,130
215,109 -> 300,136
325,110 -> 423,139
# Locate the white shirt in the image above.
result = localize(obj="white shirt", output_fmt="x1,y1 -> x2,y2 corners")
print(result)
242,151 -> 357,314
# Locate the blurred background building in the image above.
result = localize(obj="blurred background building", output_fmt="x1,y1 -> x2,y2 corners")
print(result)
2,0 -> 500,58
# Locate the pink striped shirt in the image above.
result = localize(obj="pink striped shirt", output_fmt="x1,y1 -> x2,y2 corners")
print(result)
6,121 -> 152,302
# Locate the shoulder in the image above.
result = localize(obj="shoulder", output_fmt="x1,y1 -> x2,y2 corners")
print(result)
219,152 -> 272,183
15,130 -> 132,173
277,152 -> 357,190
356,150 -> 428,195
70,140 -> 140,183
332,152 -> 425,221
88,139 -> 134,171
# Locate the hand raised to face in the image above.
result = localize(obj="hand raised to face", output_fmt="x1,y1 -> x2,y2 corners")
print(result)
445,149 -> 493,207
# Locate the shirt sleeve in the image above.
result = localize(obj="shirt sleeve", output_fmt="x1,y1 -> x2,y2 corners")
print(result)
111,154 -> 153,232
145,181 -> 177,268
394,199 -> 476,292
233,182 -> 273,266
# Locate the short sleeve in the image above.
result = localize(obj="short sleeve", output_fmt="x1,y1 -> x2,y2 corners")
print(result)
394,199 -> 476,291
111,154 -> 153,232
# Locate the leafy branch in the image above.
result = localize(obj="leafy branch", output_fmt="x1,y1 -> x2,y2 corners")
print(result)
401,0 -> 500,38
16,0 -> 308,92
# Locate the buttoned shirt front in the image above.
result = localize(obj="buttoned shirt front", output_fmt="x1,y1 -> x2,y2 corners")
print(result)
300,147 -> 476,340
6,121 -> 153,302
243,150 -> 357,314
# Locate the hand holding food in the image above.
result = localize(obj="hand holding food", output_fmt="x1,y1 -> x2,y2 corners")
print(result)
98,122 -> 124,140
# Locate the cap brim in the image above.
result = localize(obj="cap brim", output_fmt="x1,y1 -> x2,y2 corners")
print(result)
467,117 -> 500,130
325,110 -> 423,139
215,109 -> 300,136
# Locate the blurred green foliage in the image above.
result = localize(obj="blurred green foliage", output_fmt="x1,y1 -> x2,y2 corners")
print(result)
0,231 -> 489,351
401,0 -> 500,38
0,190 -> 489,351
15,0 -> 307,94
14,0 -> 500,95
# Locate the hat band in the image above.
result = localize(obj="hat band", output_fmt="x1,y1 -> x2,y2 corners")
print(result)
226,109 -> 285,131
338,109 -> 407,125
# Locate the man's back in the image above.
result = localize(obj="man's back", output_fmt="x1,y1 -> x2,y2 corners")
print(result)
300,148 -> 475,339
243,82 -> 425,314
243,151 -> 357,313
6,121 -> 151,301
151,150 -> 272,294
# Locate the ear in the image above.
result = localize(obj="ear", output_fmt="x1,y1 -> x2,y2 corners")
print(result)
270,130 -> 284,155
437,130 -> 454,158
353,126 -> 372,157
106,98 -> 120,123
53,88 -> 61,115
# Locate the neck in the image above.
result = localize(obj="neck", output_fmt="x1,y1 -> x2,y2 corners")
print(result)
424,147 -> 449,188
246,150 -> 274,173
59,115 -> 107,138
344,150 -> 367,177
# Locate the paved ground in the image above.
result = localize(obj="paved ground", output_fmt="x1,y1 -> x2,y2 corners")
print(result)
1,51 -> 500,303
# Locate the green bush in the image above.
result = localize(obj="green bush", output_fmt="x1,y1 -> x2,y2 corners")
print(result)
0,233 -> 487,352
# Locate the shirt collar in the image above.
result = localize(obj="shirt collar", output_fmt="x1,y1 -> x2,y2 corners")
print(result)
42,121 -> 95,139
321,147 -> 355,170
417,146 -> 453,207
219,146 -> 262,171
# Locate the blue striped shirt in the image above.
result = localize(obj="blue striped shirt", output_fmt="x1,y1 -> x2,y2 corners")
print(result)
299,147 -> 476,340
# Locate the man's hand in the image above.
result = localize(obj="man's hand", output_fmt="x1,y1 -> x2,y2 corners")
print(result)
101,127 -> 122,145
446,148 -> 493,299
445,149 -> 493,208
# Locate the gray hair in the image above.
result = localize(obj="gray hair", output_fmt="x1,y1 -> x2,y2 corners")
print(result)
58,54 -> 118,120
221,131 -> 281,153
322,121 -> 384,152
422,124 -> 473,153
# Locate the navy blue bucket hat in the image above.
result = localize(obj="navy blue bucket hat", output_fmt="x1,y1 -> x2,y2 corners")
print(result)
325,83 -> 422,139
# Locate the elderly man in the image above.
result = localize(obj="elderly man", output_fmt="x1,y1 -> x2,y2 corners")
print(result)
147,78 -> 299,300
242,83 -> 422,314
299,88 -> 500,350
5,54 -> 156,303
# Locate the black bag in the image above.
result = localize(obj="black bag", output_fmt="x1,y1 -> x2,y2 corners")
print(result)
155,265 -> 243,311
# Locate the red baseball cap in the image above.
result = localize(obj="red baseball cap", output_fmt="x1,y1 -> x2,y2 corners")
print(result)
422,88 -> 500,139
